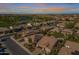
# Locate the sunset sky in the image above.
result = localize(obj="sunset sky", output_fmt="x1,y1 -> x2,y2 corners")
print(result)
0,3 -> 79,14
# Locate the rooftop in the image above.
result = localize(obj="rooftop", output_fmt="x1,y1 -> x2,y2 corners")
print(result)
37,36 -> 57,49
58,41 -> 79,55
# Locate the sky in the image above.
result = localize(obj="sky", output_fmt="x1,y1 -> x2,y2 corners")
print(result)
0,3 -> 79,14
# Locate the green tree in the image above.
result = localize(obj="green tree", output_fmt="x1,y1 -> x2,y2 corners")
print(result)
28,38 -> 32,43
65,21 -> 75,29
64,34 -> 79,42
48,31 -> 64,38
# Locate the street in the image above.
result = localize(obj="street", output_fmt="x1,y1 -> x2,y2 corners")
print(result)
2,37 -> 30,55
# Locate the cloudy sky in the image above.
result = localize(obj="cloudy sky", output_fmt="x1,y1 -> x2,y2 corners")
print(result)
0,3 -> 79,14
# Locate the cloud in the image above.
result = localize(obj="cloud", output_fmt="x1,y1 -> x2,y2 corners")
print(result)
16,6 -> 32,9
32,7 -> 79,12
68,8 -> 79,11
33,3 -> 48,6
46,7 -> 65,12
32,7 -> 65,12
0,3 -> 79,14
0,4 -> 14,8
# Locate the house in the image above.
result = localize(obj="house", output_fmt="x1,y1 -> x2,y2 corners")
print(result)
61,29 -> 73,35
36,36 -> 57,54
27,23 -> 32,29
61,17 -> 65,21
27,23 -> 32,27
74,23 -> 79,29
26,30 -> 35,36
69,17 -> 74,21
24,34 -> 43,45
34,34 -> 43,44
56,22 -> 65,29
58,41 -> 79,55
15,30 -> 26,38
76,30 -> 79,36
0,27 -> 9,36
49,27 -> 60,32
72,51 -> 79,55
26,29 -> 41,36
32,22 -> 40,27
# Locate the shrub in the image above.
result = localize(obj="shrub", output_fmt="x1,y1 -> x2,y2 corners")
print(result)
65,21 -> 75,29
48,31 -> 64,38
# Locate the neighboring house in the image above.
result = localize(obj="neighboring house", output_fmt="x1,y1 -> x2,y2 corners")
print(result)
14,30 -> 26,39
57,22 -> 65,29
27,23 -> 32,29
72,51 -> 79,55
32,22 -> 40,27
61,29 -> 73,35
74,23 -> 79,29
61,17 -> 66,21
69,17 -> 74,21
49,27 -> 60,32
76,30 -> 79,36
34,34 -> 43,44
58,41 -> 79,55
27,23 -> 32,27
26,30 -> 35,36
24,34 -> 43,45
0,27 -> 9,36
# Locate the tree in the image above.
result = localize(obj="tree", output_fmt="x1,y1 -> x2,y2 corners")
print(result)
48,31 -> 64,38
28,38 -> 32,43
64,34 -> 79,42
65,21 -> 75,29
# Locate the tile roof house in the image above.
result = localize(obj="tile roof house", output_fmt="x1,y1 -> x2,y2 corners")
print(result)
35,36 -> 57,54
24,34 -> 43,44
76,30 -> 79,36
57,22 -> 65,29
74,23 -> 79,29
0,27 -> 9,36
58,41 -> 79,55
61,29 -> 73,35
49,27 -> 60,32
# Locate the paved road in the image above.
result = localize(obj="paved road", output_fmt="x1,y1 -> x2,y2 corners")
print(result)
2,37 -> 30,55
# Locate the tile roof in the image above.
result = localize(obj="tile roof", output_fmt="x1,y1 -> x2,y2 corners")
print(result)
38,36 -> 57,49
58,41 -> 79,55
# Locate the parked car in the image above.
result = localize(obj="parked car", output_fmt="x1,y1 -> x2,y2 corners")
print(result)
0,48 -> 5,52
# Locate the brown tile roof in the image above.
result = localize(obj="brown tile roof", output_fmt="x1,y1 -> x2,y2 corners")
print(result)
58,41 -> 79,55
38,36 -> 57,50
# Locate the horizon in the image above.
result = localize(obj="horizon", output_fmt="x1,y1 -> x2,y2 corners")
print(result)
0,3 -> 79,14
